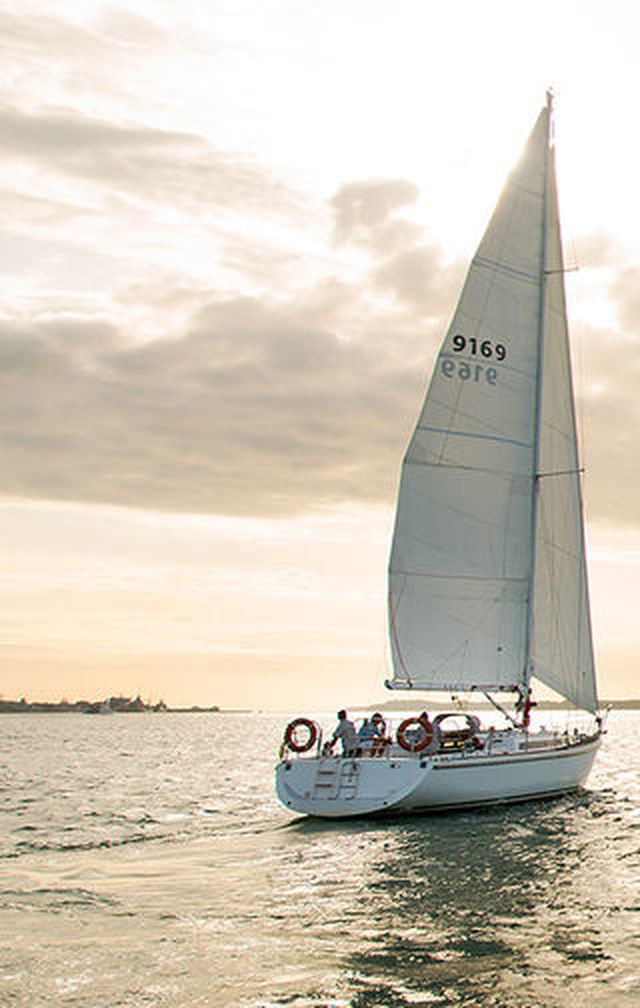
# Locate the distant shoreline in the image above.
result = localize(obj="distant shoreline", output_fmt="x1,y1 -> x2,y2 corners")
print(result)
0,697 -> 229,715
2,698 -> 639,714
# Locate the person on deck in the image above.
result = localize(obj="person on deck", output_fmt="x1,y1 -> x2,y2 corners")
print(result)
330,709 -> 358,756
368,712 -> 389,756
357,718 -> 377,743
371,712 -> 386,736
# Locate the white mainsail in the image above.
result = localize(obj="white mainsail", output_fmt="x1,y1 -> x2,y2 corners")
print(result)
387,100 -> 596,712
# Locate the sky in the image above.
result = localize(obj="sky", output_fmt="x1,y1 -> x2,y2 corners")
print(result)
4,0 -> 640,711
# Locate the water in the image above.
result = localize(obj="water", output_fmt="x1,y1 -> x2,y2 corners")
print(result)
1,710 -> 639,1007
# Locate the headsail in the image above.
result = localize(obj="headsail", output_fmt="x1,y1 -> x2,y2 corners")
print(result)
387,100 -> 596,711
529,147 -> 597,712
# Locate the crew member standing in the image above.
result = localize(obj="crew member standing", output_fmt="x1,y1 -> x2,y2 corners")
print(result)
331,709 -> 358,756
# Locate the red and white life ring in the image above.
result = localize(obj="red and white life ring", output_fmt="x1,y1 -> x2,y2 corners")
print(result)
396,717 -> 433,753
283,717 -> 318,753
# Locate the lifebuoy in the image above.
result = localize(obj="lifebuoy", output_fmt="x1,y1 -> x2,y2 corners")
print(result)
396,717 -> 433,753
283,717 -> 318,753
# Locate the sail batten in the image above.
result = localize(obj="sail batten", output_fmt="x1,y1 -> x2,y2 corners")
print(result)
387,102 -> 597,712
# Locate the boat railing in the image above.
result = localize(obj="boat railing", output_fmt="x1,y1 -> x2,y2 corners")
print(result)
281,715 -> 485,762
280,711 -> 601,763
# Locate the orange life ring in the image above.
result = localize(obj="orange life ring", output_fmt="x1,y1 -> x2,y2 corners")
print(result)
283,717 -> 318,753
396,717 -> 433,752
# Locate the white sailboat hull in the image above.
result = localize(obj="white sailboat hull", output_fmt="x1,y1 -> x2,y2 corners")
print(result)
276,735 -> 600,819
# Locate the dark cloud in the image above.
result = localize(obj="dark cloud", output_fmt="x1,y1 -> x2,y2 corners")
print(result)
0,41 -> 466,522
0,294 -> 439,516
0,169 -> 457,518
573,265 -> 640,526
1,247 -> 633,523
2,152 -> 631,525
578,328 -> 640,526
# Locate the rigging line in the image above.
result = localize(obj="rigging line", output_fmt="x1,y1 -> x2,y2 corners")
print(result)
484,691 -> 520,727
537,467 -> 584,478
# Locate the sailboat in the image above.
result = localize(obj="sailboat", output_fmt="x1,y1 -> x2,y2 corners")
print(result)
275,94 -> 602,818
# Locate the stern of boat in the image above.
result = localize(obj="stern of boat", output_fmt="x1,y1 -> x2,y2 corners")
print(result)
276,753 -> 427,818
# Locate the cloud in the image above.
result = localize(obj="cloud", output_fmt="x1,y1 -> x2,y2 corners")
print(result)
0,103 -> 304,220
374,245 -> 463,316
573,232 -> 620,269
331,179 -> 421,252
0,46 -> 467,524
0,289 -> 439,517
1,145 -> 633,527
1,21 -> 630,530
574,262 -> 640,526
0,164 -> 457,519
610,263 -> 640,335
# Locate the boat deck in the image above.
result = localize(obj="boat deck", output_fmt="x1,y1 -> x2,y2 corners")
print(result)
281,719 -> 600,766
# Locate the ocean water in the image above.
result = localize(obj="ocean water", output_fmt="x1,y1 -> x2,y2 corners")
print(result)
1,709 -> 639,1007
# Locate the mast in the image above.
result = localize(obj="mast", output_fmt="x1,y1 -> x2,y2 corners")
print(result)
523,91 -> 553,696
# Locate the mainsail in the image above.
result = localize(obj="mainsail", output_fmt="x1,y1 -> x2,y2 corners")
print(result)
387,98 -> 596,712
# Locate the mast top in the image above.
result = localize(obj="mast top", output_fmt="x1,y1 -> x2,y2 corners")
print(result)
545,89 -> 555,146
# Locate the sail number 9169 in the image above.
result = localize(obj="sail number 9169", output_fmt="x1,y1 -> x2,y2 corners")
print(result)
452,335 -> 507,360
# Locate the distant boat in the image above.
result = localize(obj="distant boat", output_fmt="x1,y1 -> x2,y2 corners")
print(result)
84,700 -> 113,715
276,93 -> 602,818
